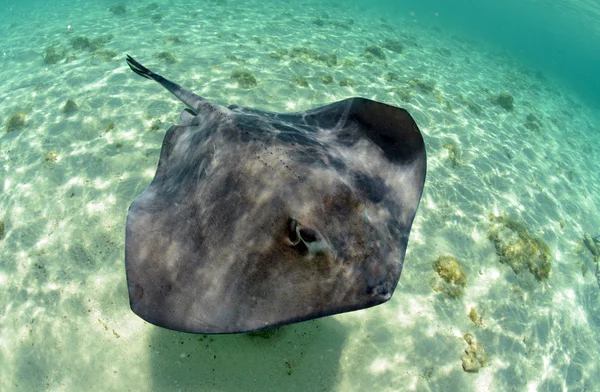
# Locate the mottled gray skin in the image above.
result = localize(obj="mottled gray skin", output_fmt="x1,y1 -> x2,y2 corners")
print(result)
124,55 -> 426,333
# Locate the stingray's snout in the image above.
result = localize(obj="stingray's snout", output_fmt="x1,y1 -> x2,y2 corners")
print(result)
287,217 -> 328,256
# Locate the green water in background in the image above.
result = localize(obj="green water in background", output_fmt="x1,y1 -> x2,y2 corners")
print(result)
363,0 -> 600,106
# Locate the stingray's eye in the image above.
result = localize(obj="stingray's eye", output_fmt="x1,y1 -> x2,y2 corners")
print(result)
297,225 -> 327,256
286,218 -> 325,256
298,228 -> 319,243
287,217 -> 301,245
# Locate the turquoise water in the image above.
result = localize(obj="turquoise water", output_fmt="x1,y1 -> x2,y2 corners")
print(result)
1,0 -> 599,391
367,0 -> 600,106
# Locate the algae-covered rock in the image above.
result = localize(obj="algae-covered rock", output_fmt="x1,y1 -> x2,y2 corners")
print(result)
0,220 -> 4,240
45,151 -> 58,164
461,333 -> 488,373
458,94 -> 482,115
384,72 -> 399,82
231,70 -> 257,89
312,17 -> 325,27
149,119 -> 162,131
321,75 -> 333,85
331,20 -> 351,30
109,4 -> 126,15
71,35 -> 91,50
408,78 -> 436,93
93,49 -> 117,62
156,51 -> 177,64
362,45 -> 386,60
487,215 -> 551,280
62,99 -> 79,115
290,46 -> 318,60
467,101 -> 482,115
492,93 -> 514,111
390,87 -> 413,102
71,35 -> 110,52
442,142 -> 462,167
468,307 -> 480,325
317,53 -> 337,67
583,232 -> 600,261
90,36 -> 112,51
382,39 -> 403,54
338,77 -> 353,87
6,112 -> 26,133
287,47 -> 336,67
524,113 -> 542,133
295,76 -> 309,87
163,36 -> 183,45
43,45 -> 66,65
269,49 -> 288,61
433,255 -> 467,298
434,255 -> 467,285
341,58 -> 355,68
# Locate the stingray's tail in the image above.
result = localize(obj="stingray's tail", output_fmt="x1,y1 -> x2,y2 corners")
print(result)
126,55 -> 155,80
126,55 -> 211,113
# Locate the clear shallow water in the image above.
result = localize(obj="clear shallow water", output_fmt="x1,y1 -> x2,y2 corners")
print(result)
1,0 -> 599,391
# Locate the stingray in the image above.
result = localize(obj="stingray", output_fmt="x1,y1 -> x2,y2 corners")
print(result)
124,55 -> 426,334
